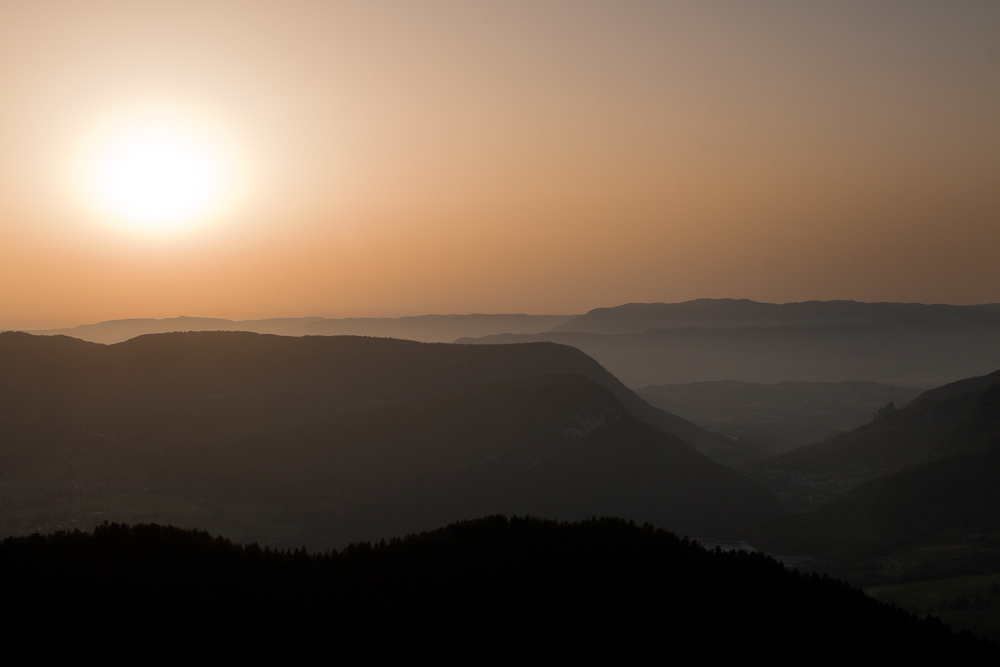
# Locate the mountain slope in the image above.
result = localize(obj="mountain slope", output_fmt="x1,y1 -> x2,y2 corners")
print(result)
0,330 -> 719,445
746,371 -> 1000,555
747,369 -> 1000,510
0,331 -> 775,546
750,448 -> 1000,556
182,374 -> 781,543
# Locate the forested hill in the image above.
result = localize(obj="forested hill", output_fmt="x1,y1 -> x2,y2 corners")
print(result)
26,313 -> 578,344
2,518 -> 992,660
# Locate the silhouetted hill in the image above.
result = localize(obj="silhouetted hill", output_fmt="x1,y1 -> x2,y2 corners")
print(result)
2,517 -> 992,660
747,369 -> 1000,511
638,381 -> 923,468
459,318 -> 1000,388
25,312 -> 576,344
553,298 -> 1000,334
0,329 -> 719,447
0,331 -> 770,546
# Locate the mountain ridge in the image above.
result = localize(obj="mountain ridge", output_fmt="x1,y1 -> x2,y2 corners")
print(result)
458,318 -> 1000,388
22,313 -> 578,345
0,331 -> 769,546
747,367 -> 1000,510
553,299 -> 1000,334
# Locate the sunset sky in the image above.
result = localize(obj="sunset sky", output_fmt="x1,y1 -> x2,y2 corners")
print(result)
1,1 -> 998,330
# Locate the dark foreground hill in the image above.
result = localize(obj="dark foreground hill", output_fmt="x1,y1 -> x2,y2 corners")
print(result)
2,518 -> 992,661
0,332 -> 770,546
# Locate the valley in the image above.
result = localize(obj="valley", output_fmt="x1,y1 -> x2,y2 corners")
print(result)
5,298 -> 1000,644
5,3 -> 998,653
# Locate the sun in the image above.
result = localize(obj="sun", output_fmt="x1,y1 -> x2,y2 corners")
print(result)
92,125 -> 223,229
72,104 -> 243,235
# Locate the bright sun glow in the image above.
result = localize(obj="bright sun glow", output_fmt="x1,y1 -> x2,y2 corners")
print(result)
72,104 -> 244,235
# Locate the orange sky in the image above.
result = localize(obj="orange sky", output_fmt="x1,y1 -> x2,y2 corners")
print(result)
1,1 -> 998,329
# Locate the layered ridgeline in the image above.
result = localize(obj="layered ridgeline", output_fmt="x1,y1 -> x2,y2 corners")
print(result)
26,299 -> 1000,389
0,332 -> 776,548
552,299 -> 1000,334
27,313 -> 578,345
748,369 -> 1000,555
3,517 -> 992,660
459,299 -> 1000,388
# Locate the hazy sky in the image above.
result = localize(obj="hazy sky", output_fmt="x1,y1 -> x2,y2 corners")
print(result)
1,1 -> 998,329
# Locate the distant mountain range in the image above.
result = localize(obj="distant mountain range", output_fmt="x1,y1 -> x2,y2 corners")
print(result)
460,317 -> 1000,388
23,299 -> 1000,345
0,331 -> 776,547
25,313 -> 578,344
21,299 -> 1000,389
551,299 -> 1000,334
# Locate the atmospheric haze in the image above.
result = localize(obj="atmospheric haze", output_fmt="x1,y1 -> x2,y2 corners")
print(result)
0,1 -> 998,330
4,5 -> 1000,649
